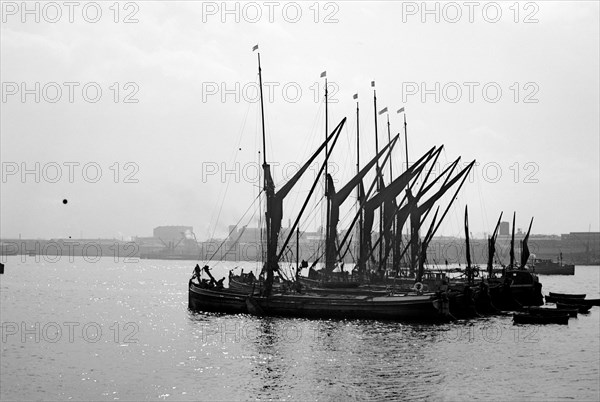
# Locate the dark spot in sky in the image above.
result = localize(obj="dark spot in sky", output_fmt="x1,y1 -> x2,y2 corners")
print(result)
62,199 -> 68,204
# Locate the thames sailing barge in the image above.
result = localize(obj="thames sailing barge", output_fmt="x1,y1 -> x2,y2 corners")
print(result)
188,47 -> 470,322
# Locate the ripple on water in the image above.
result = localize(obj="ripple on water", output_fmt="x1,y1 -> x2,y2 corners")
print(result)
1,259 -> 599,401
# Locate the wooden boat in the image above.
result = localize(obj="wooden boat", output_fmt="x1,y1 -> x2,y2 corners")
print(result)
189,283 -> 249,314
545,296 -> 600,306
187,49 -> 477,323
486,214 -> 544,310
298,275 -> 361,289
513,312 -> 569,325
231,276 -> 390,297
557,302 -> 592,314
228,278 -> 261,293
488,269 -> 544,310
528,306 -> 577,318
189,281 -> 450,321
549,292 -> 586,299
532,258 -> 574,275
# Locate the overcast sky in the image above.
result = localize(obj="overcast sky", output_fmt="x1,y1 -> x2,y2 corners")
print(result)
1,1 -> 599,240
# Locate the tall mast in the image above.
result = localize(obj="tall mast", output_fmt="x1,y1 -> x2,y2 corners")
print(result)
385,110 -> 393,271
397,107 -> 409,273
254,45 -> 270,262
404,113 -> 409,171
258,150 -> 263,262
487,212 -> 503,278
386,114 -> 393,179
355,93 -> 362,273
508,211 -> 516,275
322,71 -> 333,272
324,72 -> 328,175
256,49 -> 267,166
296,227 -> 299,277
372,82 -> 383,272
373,82 -> 380,177
465,205 -> 472,285
254,44 -> 274,295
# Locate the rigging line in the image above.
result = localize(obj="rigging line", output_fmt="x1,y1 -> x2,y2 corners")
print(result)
303,193 -> 327,231
438,151 -> 461,239
339,122 -> 355,184
206,100 -> 252,246
213,207 -> 258,268
477,170 -> 490,235
285,103 -> 326,221
206,190 -> 263,264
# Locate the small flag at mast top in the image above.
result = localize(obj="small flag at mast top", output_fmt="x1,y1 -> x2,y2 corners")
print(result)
397,107 -> 405,114
252,44 -> 259,51
353,93 -> 358,100
371,81 -> 375,87
378,107 -> 388,115
320,71 -> 327,78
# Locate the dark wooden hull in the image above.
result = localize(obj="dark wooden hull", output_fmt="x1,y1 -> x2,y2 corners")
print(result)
557,302 -> 592,313
549,292 -> 586,299
528,306 -> 577,318
546,296 -> 600,306
230,278 -> 389,297
188,283 -> 450,322
228,278 -> 261,294
487,270 -> 544,309
446,286 -> 481,319
513,312 -> 569,325
488,283 -> 543,310
298,276 -> 360,289
188,284 -> 249,314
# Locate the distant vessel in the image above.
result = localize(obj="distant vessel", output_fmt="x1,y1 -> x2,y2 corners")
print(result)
140,252 -> 199,261
533,257 -> 575,275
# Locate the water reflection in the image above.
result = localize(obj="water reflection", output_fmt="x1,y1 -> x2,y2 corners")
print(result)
3,258 -> 597,401
182,303 -> 599,400
250,318 -> 289,399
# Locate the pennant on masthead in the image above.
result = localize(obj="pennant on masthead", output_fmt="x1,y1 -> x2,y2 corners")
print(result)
378,107 -> 388,115
397,107 -> 405,114
353,93 -> 358,100
320,71 -> 327,78
252,44 -> 259,51
371,81 -> 375,87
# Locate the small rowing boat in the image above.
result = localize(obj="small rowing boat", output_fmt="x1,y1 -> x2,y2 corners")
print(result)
513,312 -> 569,325
545,295 -> 600,306
557,302 -> 592,314
549,292 -> 585,299
528,306 -> 577,318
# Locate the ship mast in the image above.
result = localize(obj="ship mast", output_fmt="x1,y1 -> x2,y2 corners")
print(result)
323,71 -> 334,273
403,112 -> 409,172
386,112 -> 393,272
355,93 -> 362,274
254,45 -> 273,294
372,82 -> 384,273
465,205 -> 472,285
508,211 -> 516,275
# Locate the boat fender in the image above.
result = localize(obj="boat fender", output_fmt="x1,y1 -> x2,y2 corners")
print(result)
473,268 -> 480,277
414,282 -> 424,293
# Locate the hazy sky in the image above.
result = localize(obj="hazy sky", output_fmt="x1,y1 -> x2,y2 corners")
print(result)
1,1 -> 599,240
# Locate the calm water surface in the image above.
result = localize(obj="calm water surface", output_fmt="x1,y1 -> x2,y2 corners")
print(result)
1,257 -> 599,401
